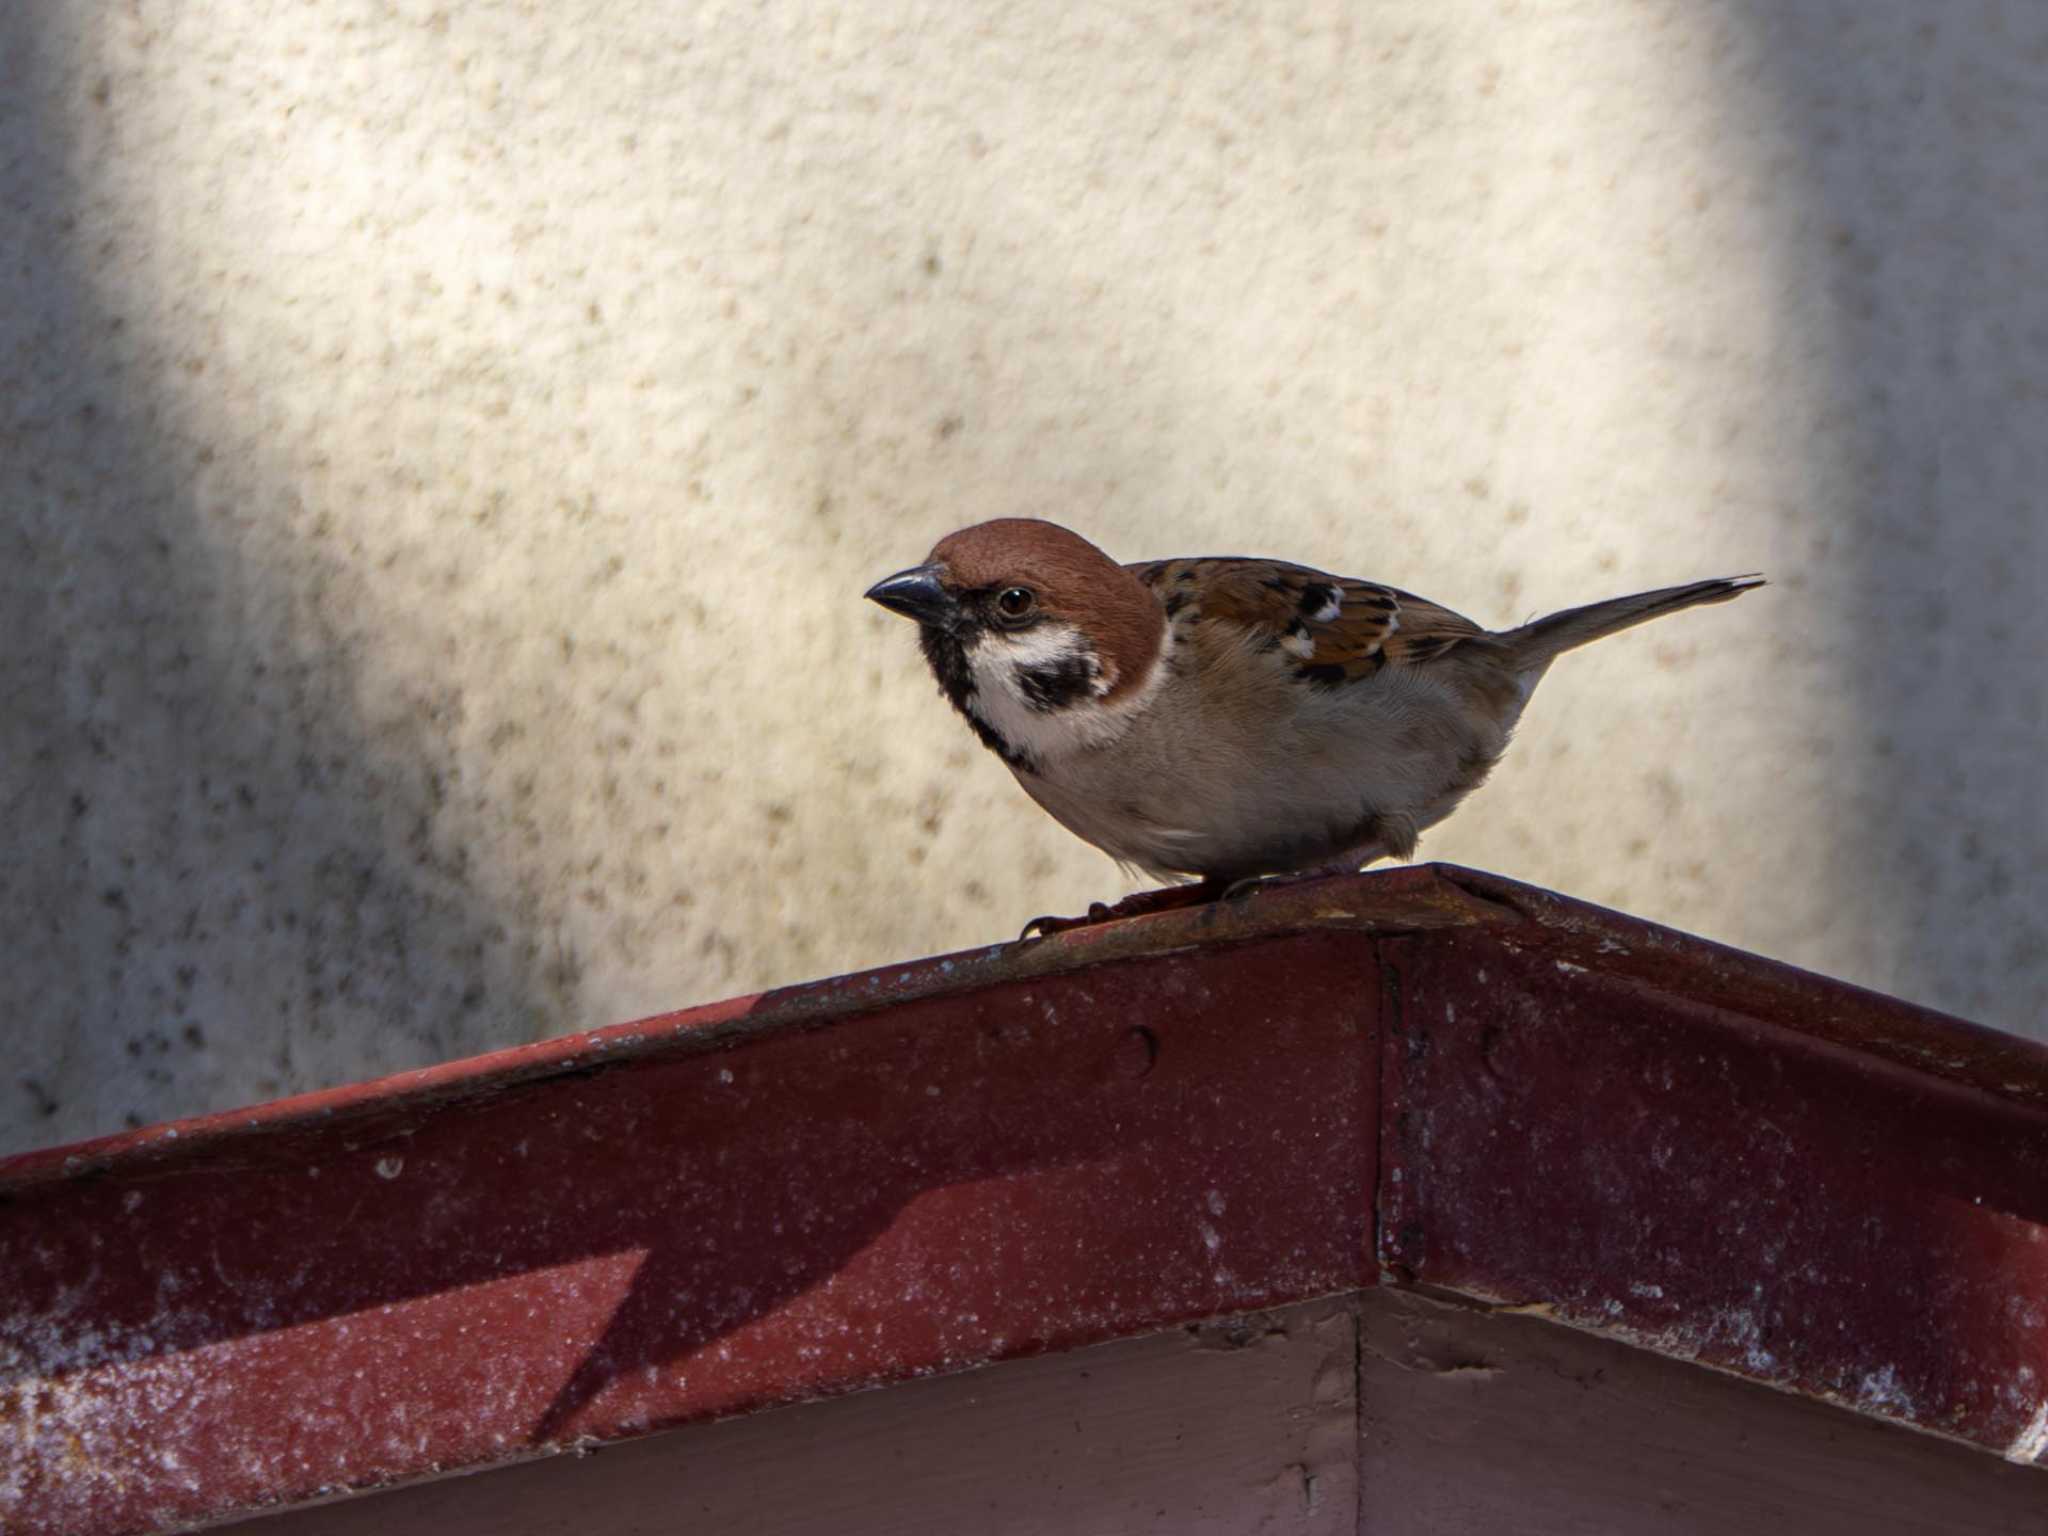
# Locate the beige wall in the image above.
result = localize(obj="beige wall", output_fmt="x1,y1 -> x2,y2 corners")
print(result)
4,2 -> 2043,1155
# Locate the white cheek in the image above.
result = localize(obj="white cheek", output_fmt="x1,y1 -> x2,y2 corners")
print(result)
963,625 -> 1094,760
965,620 -> 1172,765
989,624 -> 1096,679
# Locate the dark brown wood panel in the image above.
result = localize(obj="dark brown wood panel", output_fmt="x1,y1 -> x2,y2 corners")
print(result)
1360,1289 -> 2048,1535
227,1301 -> 1360,1536
232,1289 -> 2048,1535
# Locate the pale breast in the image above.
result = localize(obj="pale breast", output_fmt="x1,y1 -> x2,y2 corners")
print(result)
1011,618 -> 1513,882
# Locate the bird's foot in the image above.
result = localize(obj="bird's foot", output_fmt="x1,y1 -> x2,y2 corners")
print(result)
1212,866 -> 1371,908
1017,880 -> 1224,941
1216,873 -> 1279,904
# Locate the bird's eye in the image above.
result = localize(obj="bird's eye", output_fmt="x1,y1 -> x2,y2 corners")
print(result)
995,586 -> 1036,621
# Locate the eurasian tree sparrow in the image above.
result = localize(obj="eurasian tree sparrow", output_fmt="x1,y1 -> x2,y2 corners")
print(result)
868,519 -> 1760,914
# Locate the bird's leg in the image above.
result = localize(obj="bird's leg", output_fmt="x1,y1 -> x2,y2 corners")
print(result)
1017,879 -> 1226,940
1017,847 -> 1390,941
1297,839 -> 1392,882
1217,873 -> 1276,904
1215,846 -> 1387,906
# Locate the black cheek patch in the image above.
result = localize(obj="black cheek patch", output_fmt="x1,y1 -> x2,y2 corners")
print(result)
920,623 -> 1033,769
1017,654 -> 1098,712
919,624 -> 977,712
1297,582 -> 1337,616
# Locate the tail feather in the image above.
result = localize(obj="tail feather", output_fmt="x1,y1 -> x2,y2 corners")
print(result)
1501,575 -> 1765,670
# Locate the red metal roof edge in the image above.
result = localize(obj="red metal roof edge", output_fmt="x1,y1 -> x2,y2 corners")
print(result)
1440,866 -> 2048,1112
6,862 -> 2035,1194
1374,878 -> 2048,1466
5,908 -> 1385,1534
7,865 -> 2048,1534
0,863 -> 1501,1192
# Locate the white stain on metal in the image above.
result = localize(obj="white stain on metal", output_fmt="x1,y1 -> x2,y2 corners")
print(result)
1855,1363 -> 1915,1417
2006,1400 -> 2048,1464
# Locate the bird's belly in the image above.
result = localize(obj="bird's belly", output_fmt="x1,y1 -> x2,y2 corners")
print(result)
1013,760 -> 1231,879
1015,671 -> 1508,882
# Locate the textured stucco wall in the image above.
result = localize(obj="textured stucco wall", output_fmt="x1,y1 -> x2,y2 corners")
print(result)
3,2 -> 2043,1155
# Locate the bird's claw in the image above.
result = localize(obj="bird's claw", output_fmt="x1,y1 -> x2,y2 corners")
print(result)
1014,881 -> 1227,942
1217,874 -> 1274,904
1017,902 -> 1118,942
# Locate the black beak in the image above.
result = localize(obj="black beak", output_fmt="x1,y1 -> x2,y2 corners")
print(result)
864,564 -> 959,628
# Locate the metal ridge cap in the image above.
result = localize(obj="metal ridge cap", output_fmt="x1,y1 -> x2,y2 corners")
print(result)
1433,864 -> 2048,1113
0,865 -> 1507,1193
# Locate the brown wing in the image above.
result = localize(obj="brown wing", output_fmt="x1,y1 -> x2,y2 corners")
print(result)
1130,557 -> 1490,686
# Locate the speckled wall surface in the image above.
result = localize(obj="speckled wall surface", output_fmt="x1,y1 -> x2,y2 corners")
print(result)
3,3 -> 2043,1155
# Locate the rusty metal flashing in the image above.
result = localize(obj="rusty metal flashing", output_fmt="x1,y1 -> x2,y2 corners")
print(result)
3,865 -> 2044,1533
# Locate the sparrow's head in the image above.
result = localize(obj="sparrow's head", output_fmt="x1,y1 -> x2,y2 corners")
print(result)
865,519 -> 1169,769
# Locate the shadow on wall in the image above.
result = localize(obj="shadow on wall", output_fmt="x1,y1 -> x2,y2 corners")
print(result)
0,12 -> 550,1157
1750,7 -> 2047,1027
